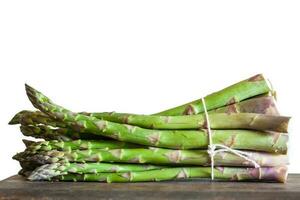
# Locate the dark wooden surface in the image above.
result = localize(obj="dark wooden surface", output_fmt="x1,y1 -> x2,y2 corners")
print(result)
0,174 -> 300,200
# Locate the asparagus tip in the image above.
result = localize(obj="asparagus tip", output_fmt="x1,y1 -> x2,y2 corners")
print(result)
8,117 -> 18,125
8,110 -> 28,125
12,152 -> 24,161
22,139 -> 35,147
24,84 -> 46,112
28,163 -> 62,181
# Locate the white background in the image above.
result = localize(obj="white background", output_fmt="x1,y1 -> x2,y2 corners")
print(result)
0,1 -> 299,180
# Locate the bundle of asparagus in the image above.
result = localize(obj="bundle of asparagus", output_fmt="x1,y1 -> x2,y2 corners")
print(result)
9,74 -> 290,183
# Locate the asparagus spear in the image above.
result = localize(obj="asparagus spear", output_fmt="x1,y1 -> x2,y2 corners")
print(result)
19,162 -> 163,178
83,112 -> 289,132
22,126 -> 288,153
8,110 -> 30,125
10,106 -> 287,143
23,139 -> 143,152
28,162 -> 165,180
31,166 -> 288,183
24,84 -> 288,151
9,110 -> 67,127
20,125 -> 76,141
14,148 -> 288,167
20,123 -> 289,153
155,74 -> 272,115
10,95 -> 282,144
15,110 -> 289,132
20,125 -> 104,141
10,95 -> 283,144
20,123 -> 288,153
211,96 -> 279,115
8,95 -> 279,127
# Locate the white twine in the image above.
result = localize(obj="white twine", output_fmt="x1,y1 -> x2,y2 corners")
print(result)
201,98 -> 260,180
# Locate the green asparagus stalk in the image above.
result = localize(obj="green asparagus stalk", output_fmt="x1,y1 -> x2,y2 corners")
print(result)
8,94 -> 280,144
8,110 -> 30,125
11,96 -> 283,143
23,139 -> 143,152
155,74 -> 273,115
14,148 -> 288,167
24,84 -> 288,151
28,162 -> 165,180
20,123 -> 289,153
17,142 -> 154,173
20,125 -> 104,141
20,125 -> 75,141
10,96 -> 282,144
8,95 -> 279,127
31,166 -> 288,183
10,96 -> 284,136
22,128 -> 287,153
83,112 -> 289,132
11,110 -> 104,141
83,96 -> 280,126
19,162 -> 163,178
211,96 -> 279,115
9,110 -> 67,127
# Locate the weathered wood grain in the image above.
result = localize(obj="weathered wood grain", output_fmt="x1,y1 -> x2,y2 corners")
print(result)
0,174 -> 300,200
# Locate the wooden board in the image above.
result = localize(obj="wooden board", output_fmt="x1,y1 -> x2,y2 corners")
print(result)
0,174 -> 300,200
